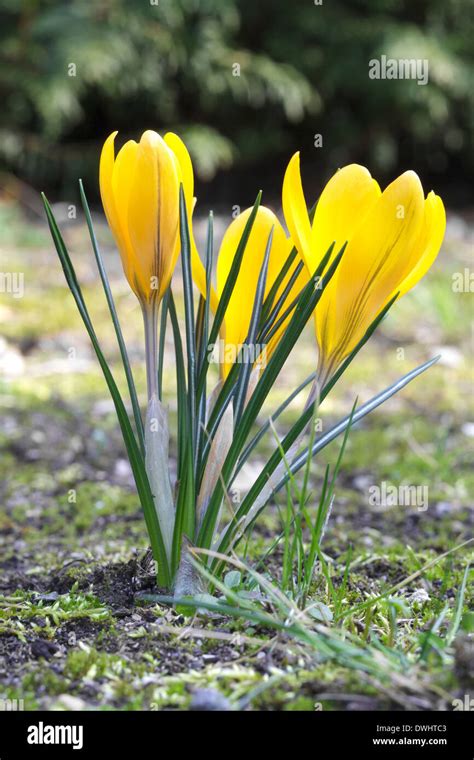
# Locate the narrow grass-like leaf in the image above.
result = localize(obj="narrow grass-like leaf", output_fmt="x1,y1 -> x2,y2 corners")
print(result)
198,212 -> 214,375
303,464 -> 331,600
306,405 -> 356,602
199,248 -> 336,487
195,296 -> 206,374
42,193 -> 170,587
158,289 -> 170,401
235,371 -> 317,472
259,259 -> 304,340
233,227 -> 273,424
235,292 -> 399,475
418,605 -> 449,662
198,243 -> 344,548
173,189 -> 198,571
194,294 -> 206,472
172,444 -> 195,575
196,192 -> 262,401
445,562 -> 472,646
179,187 -> 197,459
217,356 -> 439,558
79,180 -> 145,456
195,213 -> 215,471
168,292 -> 187,475
314,401 -> 356,539
259,265 -> 309,347
296,397 -> 323,590
260,247 -> 298,324
278,355 -> 440,491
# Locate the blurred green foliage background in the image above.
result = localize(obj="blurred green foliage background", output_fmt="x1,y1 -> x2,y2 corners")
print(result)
0,0 -> 472,206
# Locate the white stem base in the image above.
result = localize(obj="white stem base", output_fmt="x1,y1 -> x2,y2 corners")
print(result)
145,394 -> 175,565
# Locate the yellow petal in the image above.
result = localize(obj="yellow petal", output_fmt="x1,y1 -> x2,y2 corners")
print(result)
396,192 -> 446,297
282,152 -> 313,271
127,130 -> 180,302
99,131 -> 119,235
100,132 -> 142,296
164,132 -> 194,205
311,164 -> 381,355
111,139 -> 140,285
99,131 -> 124,261
319,170 -> 425,369
217,206 -> 297,378
310,164 -> 381,268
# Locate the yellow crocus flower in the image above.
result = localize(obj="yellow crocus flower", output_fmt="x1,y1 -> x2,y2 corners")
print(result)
100,129 -> 181,306
194,206 -> 307,379
283,153 -> 446,383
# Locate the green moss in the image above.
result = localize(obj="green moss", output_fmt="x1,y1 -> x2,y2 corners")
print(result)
22,668 -> 69,698
64,647 -> 123,680
0,590 -> 111,635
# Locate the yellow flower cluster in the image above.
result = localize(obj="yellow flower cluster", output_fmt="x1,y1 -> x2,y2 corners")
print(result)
100,130 -> 445,383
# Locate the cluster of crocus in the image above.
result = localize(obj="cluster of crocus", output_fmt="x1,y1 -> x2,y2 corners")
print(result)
100,130 -> 445,388
44,128 -> 445,594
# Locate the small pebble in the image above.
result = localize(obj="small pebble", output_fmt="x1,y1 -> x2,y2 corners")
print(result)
189,688 -> 232,711
54,694 -> 87,711
410,589 -> 430,604
31,639 -> 59,660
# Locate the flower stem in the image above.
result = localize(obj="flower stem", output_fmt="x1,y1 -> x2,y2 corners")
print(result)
142,299 -> 175,572
143,302 -> 159,402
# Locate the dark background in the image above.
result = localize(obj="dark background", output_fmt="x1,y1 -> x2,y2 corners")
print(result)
0,0 -> 472,209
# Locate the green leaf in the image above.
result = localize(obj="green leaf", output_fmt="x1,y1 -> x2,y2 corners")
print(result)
42,192 -> 170,588
196,213 -> 214,469
172,445 -> 195,575
259,201 -> 316,325
171,187 -> 198,574
196,192 -> 262,401
260,246 -> 298,324
233,226 -> 273,424
194,296 -> 206,385
273,356 -> 441,497
168,292 -> 187,476
79,180 -> 145,456
446,562 -> 472,645
259,266 -> 309,347
198,269 -> 321,490
259,258 -> 304,341
158,288 -> 170,401
197,242 -> 344,548
224,570 -> 242,589
198,212 -> 214,376
235,292 -> 399,477
235,371 -> 317,472
307,601 -> 333,623
217,356 -> 439,559
179,186 -> 197,460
